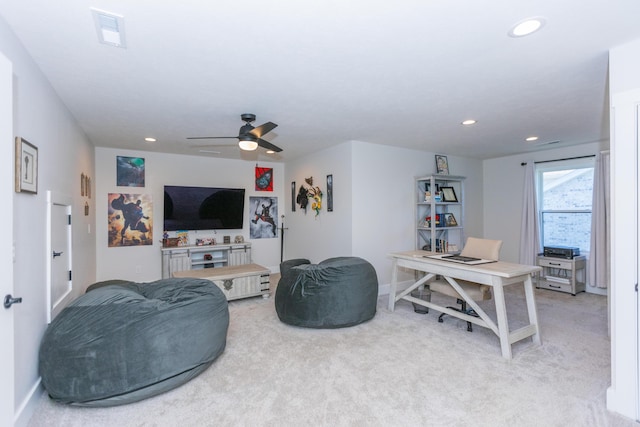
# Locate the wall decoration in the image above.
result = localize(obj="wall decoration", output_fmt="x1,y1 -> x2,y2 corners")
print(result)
15,137 -> 38,194
296,185 -> 309,211
116,156 -> 145,187
81,173 -> 85,197
326,174 -> 333,212
255,166 -> 273,191
305,177 -> 323,217
249,196 -> 278,239
435,154 -> 449,175
291,181 -> 296,212
108,193 -> 153,247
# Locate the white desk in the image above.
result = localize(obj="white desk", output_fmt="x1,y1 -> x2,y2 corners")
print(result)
388,250 -> 542,360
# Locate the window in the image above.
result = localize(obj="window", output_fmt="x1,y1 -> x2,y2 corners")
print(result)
536,158 -> 594,254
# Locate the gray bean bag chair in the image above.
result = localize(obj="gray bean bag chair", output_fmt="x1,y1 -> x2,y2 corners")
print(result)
39,277 -> 229,407
275,257 -> 378,328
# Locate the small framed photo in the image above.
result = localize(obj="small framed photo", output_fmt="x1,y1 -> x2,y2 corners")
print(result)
15,137 -> 38,194
440,186 -> 458,202
435,154 -> 449,175
443,213 -> 458,227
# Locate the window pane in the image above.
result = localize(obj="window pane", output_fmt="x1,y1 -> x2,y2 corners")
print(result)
541,212 -> 591,252
541,168 -> 594,210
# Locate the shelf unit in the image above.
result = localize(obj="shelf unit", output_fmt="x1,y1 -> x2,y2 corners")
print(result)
415,175 -> 465,253
536,255 -> 586,295
161,243 -> 252,279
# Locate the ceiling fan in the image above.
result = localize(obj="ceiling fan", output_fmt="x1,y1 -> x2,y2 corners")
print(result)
187,113 -> 282,152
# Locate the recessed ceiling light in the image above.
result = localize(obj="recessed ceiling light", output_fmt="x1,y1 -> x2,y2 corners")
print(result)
461,119 -> 477,126
525,136 -> 539,142
266,150 -> 275,154
508,17 -> 546,38
144,137 -> 156,143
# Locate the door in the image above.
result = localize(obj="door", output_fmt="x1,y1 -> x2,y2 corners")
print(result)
0,51 -> 15,427
47,192 -> 73,322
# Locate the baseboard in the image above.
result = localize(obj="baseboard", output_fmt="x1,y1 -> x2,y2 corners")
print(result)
378,280 -> 411,297
14,378 -> 43,427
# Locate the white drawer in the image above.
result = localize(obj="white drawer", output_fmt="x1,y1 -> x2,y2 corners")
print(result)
537,279 -> 572,294
538,258 -> 572,269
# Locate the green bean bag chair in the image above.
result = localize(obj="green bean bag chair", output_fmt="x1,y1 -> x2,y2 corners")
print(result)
275,257 -> 378,328
39,277 -> 229,406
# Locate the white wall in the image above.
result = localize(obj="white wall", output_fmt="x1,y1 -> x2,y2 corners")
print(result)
95,148 -> 284,281
607,38 -> 640,421
285,140 -> 484,291
1,16 -> 96,426
283,142 -> 353,262
483,142 -> 607,266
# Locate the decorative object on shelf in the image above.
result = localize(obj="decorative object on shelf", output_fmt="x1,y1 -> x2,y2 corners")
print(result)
116,156 -> 145,187
326,174 -> 333,212
15,137 -> 38,194
443,213 -> 458,227
176,230 -> 189,246
223,235 -> 231,244
234,235 -> 244,243
440,186 -> 458,202
255,166 -> 273,191
196,238 -> 216,246
250,197 -> 278,239
435,154 -> 449,175
291,181 -> 296,212
108,193 -> 153,247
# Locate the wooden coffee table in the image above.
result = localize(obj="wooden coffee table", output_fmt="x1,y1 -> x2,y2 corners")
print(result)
173,263 -> 270,301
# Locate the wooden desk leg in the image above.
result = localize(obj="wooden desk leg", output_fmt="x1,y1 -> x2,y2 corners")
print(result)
492,282 -> 512,360
523,274 -> 541,345
388,259 -> 398,312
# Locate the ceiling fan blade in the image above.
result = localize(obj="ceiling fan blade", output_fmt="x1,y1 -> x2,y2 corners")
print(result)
250,122 -> 277,138
257,138 -> 283,152
186,136 -> 238,140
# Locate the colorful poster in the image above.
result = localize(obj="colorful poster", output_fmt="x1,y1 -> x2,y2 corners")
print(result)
117,156 -> 145,187
108,193 -> 153,247
255,167 -> 273,191
249,196 -> 278,239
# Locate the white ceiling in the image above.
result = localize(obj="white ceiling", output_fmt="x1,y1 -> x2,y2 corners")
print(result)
2,1 -> 640,162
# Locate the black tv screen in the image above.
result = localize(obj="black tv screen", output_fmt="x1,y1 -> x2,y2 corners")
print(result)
164,185 -> 245,231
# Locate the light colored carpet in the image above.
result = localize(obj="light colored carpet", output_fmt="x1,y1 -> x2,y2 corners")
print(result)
28,276 -> 636,427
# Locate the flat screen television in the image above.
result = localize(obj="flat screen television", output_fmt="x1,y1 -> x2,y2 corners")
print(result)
164,185 -> 245,231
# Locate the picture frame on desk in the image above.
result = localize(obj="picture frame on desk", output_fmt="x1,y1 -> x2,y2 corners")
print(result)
440,186 -> 458,202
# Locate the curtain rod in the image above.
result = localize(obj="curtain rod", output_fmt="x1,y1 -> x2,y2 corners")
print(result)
520,154 -> 596,166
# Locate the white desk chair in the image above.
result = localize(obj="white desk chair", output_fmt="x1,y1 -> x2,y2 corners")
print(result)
429,237 -> 503,332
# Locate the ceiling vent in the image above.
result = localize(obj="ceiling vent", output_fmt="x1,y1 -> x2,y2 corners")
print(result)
91,8 -> 126,48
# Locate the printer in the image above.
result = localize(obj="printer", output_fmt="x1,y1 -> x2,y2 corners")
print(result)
543,246 -> 580,259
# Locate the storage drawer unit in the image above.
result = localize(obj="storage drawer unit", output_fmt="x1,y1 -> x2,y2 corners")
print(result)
536,255 -> 586,296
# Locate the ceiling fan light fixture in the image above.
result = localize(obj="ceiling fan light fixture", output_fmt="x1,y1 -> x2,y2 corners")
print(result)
238,136 -> 258,151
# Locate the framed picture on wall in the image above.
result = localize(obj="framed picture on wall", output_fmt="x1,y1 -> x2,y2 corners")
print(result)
327,174 -> 333,212
15,137 -> 38,194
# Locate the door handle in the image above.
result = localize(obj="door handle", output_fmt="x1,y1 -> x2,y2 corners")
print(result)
4,294 -> 23,309
53,251 -> 63,258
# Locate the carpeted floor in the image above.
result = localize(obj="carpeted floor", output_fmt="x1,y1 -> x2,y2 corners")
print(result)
28,276 -> 637,427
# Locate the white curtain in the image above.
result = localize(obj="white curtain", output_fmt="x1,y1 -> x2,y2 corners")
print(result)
588,152 -> 610,288
519,161 -> 540,265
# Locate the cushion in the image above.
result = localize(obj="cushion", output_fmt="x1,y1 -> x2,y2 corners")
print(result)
39,277 -> 229,406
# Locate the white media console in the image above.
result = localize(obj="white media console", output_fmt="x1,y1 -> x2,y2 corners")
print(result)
161,243 -> 252,279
